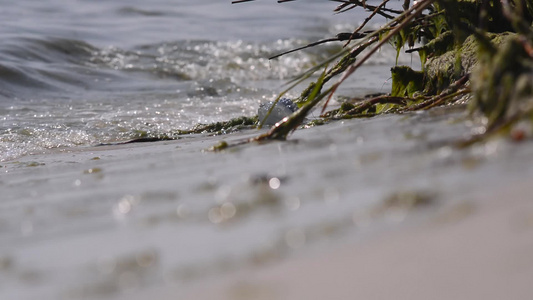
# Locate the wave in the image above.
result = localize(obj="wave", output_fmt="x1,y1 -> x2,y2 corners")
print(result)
0,33 -> 413,99
0,36 -> 332,99
0,32 -> 412,162
0,37 -> 107,98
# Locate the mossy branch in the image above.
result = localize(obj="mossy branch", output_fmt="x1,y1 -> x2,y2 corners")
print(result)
222,0 -> 533,149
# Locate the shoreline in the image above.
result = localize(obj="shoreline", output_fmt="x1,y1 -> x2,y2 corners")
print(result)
174,179 -> 533,300
2,109 -> 533,299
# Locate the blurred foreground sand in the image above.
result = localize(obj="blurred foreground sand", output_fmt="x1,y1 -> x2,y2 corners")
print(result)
2,110 -> 533,300
174,180 -> 533,300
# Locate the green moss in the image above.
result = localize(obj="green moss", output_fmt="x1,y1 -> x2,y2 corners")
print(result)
295,53 -> 357,106
303,119 -> 327,128
391,66 -> 424,97
471,35 -> 533,127
180,116 -> 258,135
423,32 -> 515,95
340,102 -> 355,111
417,31 -> 455,66
231,0 -> 533,145
435,0 -> 514,36
208,140 -> 229,151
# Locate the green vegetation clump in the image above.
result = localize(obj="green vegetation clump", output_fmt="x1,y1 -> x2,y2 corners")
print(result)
232,0 -> 533,144
153,0 -> 532,148
107,116 -> 258,145
181,116 -> 258,135
423,32 -> 515,95
471,34 -> 533,129
391,66 -> 424,97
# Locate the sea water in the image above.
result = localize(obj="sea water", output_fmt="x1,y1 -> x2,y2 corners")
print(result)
0,0 -> 415,161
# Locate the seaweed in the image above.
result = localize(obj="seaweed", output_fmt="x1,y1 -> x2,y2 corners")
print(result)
114,1 -> 533,149
227,0 -> 533,146
390,66 -> 425,98
181,116 -> 258,135
97,116 -> 258,146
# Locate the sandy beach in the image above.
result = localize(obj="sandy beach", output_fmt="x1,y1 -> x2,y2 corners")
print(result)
170,183 -> 533,300
2,106 -> 533,299
173,179 -> 533,300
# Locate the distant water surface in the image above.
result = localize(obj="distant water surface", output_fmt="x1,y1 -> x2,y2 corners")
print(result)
0,0 -> 415,161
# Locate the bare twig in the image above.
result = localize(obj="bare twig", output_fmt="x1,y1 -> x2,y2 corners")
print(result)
320,0 -> 435,115
269,32 -> 366,60
404,74 -> 470,111
331,0 -> 403,15
329,96 -> 409,118
231,0 -> 255,4
347,0 -> 391,46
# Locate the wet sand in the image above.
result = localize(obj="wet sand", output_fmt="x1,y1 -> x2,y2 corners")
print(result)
2,107 -> 533,299
173,180 -> 533,300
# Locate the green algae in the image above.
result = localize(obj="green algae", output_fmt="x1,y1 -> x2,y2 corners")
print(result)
122,1 -> 533,147
208,140 -> 229,152
307,0 -> 533,140
96,116 -> 258,146
83,168 -> 102,174
412,31 -> 454,68
180,116 -> 258,135
293,39 -> 375,106
23,161 -> 45,167
471,34 -> 533,129
303,119 -> 327,128
390,66 -> 424,97
199,1 -> 533,147
424,32 -> 515,95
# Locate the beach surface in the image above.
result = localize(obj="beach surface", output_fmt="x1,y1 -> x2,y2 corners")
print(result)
2,106 -> 533,299
175,179 -> 533,300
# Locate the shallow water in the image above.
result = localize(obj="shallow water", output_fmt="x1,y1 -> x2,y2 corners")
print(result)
0,0 -> 418,161
2,104 -> 532,300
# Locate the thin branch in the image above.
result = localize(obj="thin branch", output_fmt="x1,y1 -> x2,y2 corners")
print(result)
231,0 -> 255,4
330,0 -> 403,15
349,0 -> 391,45
404,74 -> 470,111
320,0 -> 435,115
269,32 -> 366,60
334,3 -> 355,13
334,96 -> 409,117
